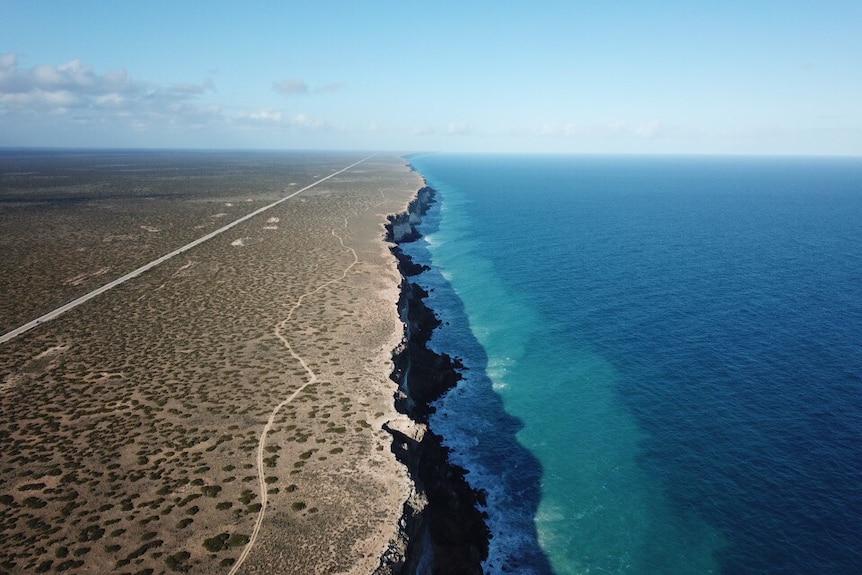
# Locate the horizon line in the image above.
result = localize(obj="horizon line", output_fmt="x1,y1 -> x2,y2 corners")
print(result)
1,146 -> 860,159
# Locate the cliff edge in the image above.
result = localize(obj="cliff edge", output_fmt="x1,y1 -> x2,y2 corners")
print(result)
376,186 -> 490,575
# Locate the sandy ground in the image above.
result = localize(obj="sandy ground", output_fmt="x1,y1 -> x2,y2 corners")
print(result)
0,154 -> 422,574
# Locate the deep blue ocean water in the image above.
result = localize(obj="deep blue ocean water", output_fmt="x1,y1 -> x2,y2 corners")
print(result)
403,154 -> 862,575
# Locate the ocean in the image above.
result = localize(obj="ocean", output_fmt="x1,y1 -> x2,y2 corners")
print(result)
402,154 -> 862,575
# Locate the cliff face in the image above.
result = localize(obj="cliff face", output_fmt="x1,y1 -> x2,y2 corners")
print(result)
386,186 -> 435,243
379,187 -> 490,575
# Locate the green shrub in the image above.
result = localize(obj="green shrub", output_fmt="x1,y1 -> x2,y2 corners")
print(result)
165,551 -> 191,572
79,525 -> 105,542
176,518 -> 193,529
23,496 -> 47,508
228,533 -> 249,547
203,533 -> 229,553
201,485 -> 222,497
126,540 -> 162,560
55,559 -> 84,571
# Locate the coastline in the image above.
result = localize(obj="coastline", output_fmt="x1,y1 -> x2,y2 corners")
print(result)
377,185 -> 491,575
0,151 -> 496,573
0,152 -> 424,574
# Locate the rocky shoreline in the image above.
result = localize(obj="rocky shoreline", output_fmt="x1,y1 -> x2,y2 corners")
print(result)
376,186 -> 491,575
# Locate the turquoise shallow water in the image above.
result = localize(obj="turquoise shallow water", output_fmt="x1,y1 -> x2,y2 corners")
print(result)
404,154 -> 862,575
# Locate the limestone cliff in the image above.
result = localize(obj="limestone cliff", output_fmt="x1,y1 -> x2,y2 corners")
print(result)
385,186 -> 435,244
378,186 -> 490,575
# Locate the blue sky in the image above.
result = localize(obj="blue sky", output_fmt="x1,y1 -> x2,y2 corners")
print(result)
1,1 -> 860,154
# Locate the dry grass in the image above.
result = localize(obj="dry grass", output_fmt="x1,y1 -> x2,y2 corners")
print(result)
0,152 -> 422,574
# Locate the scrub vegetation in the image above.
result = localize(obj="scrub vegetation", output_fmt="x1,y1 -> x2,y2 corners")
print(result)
0,152 -> 420,574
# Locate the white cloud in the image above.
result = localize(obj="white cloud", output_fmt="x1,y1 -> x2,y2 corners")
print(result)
0,52 -> 221,130
273,78 -> 309,95
233,107 -> 284,124
0,57 -> 136,97
315,82 -> 346,94
0,89 -> 81,108
445,122 -> 472,136
529,118 -> 671,143
0,54 -> 349,146
0,53 -> 16,72
537,122 -> 581,137
94,93 -> 125,108
228,109 -> 333,133
169,79 -> 215,95
290,113 -> 328,130
273,78 -> 347,96
254,108 -> 284,122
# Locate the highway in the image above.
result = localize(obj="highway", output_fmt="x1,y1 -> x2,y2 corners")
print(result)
0,155 -> 372,345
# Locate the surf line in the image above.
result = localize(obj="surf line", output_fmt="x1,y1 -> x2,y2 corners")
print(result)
0,155 -> 374,345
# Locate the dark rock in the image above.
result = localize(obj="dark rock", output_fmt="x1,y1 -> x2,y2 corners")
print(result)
378,185 -> 490,575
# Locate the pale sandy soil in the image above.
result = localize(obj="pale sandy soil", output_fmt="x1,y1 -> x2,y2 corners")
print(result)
0,154 -> 423,574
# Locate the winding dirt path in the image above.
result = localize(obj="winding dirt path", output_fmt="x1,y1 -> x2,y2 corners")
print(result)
228,227 -> 360,575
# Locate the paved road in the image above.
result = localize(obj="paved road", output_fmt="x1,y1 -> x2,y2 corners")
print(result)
0,155 -> 373,345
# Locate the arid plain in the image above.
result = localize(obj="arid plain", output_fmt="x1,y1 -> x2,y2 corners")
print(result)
0,151 -> 422,574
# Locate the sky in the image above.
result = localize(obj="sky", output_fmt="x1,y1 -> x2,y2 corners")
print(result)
1,1 -> 860,155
